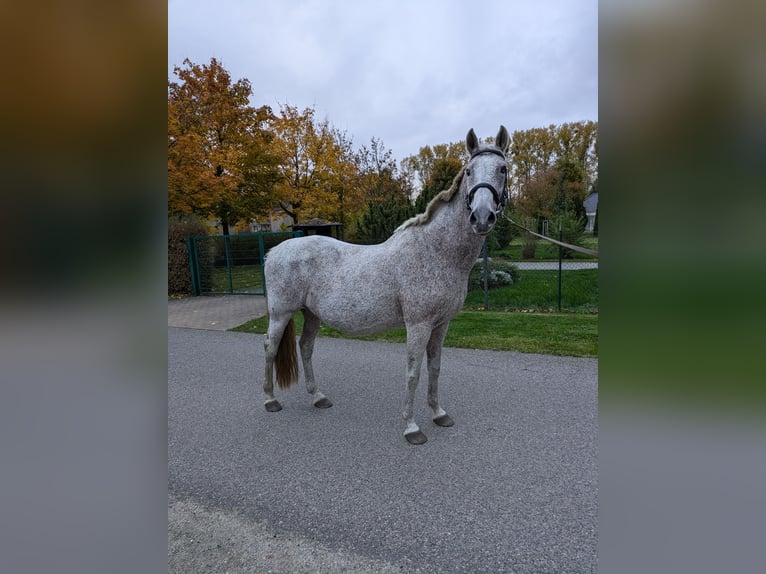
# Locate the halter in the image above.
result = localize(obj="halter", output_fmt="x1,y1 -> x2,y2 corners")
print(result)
463,148 -> 509,214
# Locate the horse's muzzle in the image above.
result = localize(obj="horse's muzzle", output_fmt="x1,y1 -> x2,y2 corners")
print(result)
469,207 -> 496,236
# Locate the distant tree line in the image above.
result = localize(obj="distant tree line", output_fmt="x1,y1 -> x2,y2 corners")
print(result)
169,58 -> 597,243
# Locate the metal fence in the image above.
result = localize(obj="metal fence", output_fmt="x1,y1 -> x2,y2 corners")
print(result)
186,231 -> 598,312
186,231 -> 303,296
469,241 -> 598,313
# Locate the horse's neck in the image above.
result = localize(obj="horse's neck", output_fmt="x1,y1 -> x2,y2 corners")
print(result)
417,197 -> 485,270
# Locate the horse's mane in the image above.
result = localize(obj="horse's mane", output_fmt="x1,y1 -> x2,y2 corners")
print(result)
395,164 -> 467,233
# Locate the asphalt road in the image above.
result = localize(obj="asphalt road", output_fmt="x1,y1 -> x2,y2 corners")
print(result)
169,327 -> 597,573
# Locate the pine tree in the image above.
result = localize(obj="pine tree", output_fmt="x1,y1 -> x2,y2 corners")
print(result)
354,193 -> 413,244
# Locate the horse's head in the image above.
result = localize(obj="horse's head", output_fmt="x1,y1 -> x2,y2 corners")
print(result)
464,125 -> 510,236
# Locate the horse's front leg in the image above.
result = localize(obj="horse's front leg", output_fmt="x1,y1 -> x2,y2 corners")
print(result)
402,323 -> 431,445
427,322 -> 454,427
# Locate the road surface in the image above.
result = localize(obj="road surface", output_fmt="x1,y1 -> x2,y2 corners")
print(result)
169,327 -> 597,573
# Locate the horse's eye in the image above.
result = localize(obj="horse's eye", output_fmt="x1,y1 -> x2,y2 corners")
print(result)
465,169 -> 471,176
500,166 -> 507,174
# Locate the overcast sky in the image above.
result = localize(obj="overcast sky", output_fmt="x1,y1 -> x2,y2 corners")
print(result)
168,0 -> 597,163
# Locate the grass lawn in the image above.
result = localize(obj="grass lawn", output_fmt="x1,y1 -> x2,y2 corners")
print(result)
210,264 -> 264,293
492,235 -> 598,261
224,235 -> 598,357
231,309 -> 598,357
465,268 -> 598,312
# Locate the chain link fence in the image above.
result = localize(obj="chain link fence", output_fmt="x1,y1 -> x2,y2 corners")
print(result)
467,241 -> 598,313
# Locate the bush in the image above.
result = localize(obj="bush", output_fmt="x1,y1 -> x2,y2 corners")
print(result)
487,212 -> 513,251
168,215 -> 210,295
521,237 -> 537,259
547,211 -> 587,259
470,260 -> 520,290
514,214 -> 538,259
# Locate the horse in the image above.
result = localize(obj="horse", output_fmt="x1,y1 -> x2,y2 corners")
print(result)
262,126 -> 510,444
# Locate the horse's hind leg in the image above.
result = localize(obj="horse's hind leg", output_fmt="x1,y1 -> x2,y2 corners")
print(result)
300,309 -> 332,408
426,322 -> 454,428
263,311 -> 293,412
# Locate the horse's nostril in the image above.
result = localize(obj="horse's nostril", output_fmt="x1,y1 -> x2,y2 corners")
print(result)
488,212 -> 497,225
469,212 -> 477,225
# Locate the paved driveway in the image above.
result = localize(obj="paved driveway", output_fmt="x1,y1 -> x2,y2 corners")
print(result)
169,327 -> 597,573
168,295 -> 266,330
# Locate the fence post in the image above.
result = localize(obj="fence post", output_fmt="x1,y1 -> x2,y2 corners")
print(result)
258,233 -> 266,296
224,235 -> 234,294
482,239 -> 489,310
187,237 -> 200,296
558,228 -> 563,312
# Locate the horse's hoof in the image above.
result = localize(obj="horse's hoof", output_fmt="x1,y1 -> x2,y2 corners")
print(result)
313,397 -> 333,409
264,399 -> 282,412
404,430 -> 428,445
433,413 -> 454,427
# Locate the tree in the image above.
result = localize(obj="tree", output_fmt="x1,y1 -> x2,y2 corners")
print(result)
355,137 -> 410,204
168,58 -> 278,234
548,210 -> 587,259
552,157 -> 588,221
488,210 -> 513,251
323,127 -> 365,238
509,121 -> 597,227
508,121 -> 597,201
349,137 -> 413,242
271,105 -> 355,224
508,125 -> 558,194
515,167 -> 559,227
354,192 -> 413,244
401,141 -> 466,194
413,157 -> 462,213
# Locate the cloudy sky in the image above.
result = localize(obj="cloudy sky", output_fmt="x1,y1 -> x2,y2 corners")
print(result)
168,0 -> 597,163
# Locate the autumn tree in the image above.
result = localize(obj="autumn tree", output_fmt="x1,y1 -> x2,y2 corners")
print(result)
352,137 -> 414,243
322,127 -> 365,238
401,141 -> 466,193
509,125 -> 558,193
515,167 -> 559,226
555,120 -> 598,187
413,157 -> 463,213
168,58 -> 278,234
355,137 -> 410,204
510,121 -> 597,227
271,105 -> 358,225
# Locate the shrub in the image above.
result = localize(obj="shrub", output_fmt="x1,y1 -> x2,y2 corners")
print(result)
470,261 -> 520,290
515,214 -> 538,259
547,211 -> 587,259
521,237 -> 537,259
487,212 -> 513,251
168,215 -> 211,295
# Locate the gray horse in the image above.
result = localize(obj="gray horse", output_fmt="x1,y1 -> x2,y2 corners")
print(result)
263,126 -> 510,444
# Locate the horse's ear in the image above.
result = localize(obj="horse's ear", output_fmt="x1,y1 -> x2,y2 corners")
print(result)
495,125 -> 510,153
466,128 -> 479,155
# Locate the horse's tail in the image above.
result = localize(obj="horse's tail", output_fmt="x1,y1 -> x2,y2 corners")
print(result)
275,317 -> 300,389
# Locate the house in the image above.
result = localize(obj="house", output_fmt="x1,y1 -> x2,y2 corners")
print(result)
583,191 -> 598,233
249,209 -> 294,233
292,217 -> 343,239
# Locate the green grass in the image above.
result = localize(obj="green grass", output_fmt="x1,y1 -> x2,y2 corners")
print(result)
465,268 -> 598,312
224,238 -> 599,357
210,264 -> 263,292
492,235 -> 598,261
231,309 -> 597,357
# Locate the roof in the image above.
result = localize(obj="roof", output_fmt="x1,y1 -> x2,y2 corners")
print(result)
293,218 -> 342,228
